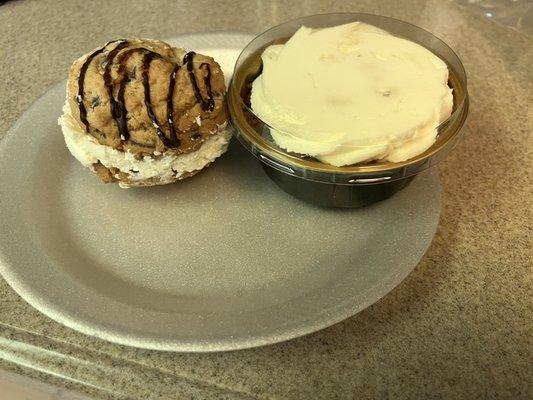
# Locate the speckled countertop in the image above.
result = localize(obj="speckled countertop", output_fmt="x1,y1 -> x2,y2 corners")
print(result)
0,0 -> 532,399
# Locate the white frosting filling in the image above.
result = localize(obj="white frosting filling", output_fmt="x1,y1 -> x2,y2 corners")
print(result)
251,22 -> 453,166
58,102 -> 231,188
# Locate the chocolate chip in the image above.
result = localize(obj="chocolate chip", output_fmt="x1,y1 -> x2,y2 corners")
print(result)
90,96 -> 101,108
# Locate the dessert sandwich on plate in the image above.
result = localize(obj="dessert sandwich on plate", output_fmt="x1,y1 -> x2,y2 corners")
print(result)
59,38 -> 230,188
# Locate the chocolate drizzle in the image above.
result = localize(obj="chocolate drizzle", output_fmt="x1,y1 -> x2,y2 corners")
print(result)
115,50 -> 135,141
115,47 -> 163,143
166,64 -> 182,143
183,52 -> 215,112
142,52 -> 181,148
75,41 -> 216,149
102,40 -> 130,139
76,40 -> 123,132
200,62 -> 214,111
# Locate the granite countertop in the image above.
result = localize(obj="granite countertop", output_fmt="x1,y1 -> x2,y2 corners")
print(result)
0,0 -> 531,398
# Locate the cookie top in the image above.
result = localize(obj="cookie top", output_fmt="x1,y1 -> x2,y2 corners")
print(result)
67,39 -> 227,156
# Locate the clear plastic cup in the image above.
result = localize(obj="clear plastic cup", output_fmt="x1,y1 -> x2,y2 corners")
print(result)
228,13 -> 469,207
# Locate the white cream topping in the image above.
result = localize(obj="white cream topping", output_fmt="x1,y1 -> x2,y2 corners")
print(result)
251,22 -> 453,166
58,102 -> 231,188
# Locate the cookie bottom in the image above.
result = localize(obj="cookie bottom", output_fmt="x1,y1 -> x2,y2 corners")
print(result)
92,160 -> 209,188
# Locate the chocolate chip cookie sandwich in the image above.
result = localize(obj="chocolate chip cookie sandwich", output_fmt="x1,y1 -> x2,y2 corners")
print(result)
59,39 -> 230,187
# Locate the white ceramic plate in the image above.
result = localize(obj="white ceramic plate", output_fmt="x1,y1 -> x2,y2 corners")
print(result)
0,33 -> 441,352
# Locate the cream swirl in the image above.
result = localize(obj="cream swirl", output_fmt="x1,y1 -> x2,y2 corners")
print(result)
251,22 -> 453,166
